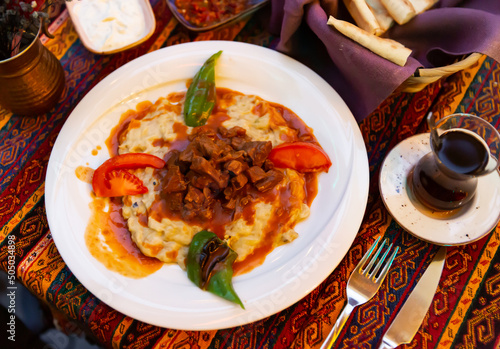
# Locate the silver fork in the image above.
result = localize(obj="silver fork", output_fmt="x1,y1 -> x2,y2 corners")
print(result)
320,237 -> 399,349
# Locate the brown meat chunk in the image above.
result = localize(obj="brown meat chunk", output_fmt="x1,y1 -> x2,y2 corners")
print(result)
203,187 -> 215,202
189,125 -> 217,140
246,166 -> 267,183
195,135 -> 223,159
222,197 -> 237,210
191,155 -> 229,189
231,173 -> 248,191
179,142 -> 201,163
223,186 -> 234,200
185,170 -> 216,190
216,150 -> 246,164
254,169 -> 284,192
182,185 -> 214,221
198,208 -> 213,220
163,165 -> 187,193
165,150 -> 180,166
218,126 -> 247,138
230,137 -> 246,150
240,195 -> 252,206
215,139 -> 234,158
184,185 -> 205,205
240,141 -> 272,167
166,192 -> 184,212
226,160 -> 248,176
185,200 -> 214,220
263,159 -> 275,171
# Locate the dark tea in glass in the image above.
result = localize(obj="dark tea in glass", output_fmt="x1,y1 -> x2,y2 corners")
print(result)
411,113 -> 500,211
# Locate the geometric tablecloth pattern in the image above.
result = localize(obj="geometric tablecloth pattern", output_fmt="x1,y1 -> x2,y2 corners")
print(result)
1,1 -> 499,348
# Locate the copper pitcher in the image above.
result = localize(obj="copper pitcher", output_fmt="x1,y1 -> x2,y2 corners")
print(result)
0,28 -> 66,116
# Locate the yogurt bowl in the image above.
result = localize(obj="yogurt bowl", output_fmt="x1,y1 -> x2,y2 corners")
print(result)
66,0 -> 156,54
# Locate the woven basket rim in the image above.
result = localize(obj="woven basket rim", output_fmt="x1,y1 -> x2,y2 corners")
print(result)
399,53 -> 483,93
415,53 -> 483,78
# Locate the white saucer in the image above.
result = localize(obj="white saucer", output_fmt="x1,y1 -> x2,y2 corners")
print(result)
379,133 -> 500,246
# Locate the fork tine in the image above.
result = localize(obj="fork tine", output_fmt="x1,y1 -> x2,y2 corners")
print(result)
370,241 -> 393,277
374,245 -> 399,283
354,236 -> 381,273
362,238 -> 387,275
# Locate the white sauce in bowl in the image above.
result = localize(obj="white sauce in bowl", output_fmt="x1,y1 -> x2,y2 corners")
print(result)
72,0 -> 147,52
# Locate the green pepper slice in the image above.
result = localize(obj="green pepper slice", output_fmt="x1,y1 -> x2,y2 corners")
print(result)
183,50 -> 222,127
187,230 -> 244,308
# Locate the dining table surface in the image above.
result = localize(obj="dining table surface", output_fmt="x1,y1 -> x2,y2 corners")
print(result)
1,1 -> 500,348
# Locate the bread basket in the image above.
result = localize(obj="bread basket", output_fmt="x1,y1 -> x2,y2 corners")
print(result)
398,53 -> 483,93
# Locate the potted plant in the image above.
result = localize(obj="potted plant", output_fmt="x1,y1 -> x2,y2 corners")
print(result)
0,0 -> 67,115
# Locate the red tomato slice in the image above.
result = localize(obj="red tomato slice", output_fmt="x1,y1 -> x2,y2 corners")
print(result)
267,142 -> 332,172
94,169 -> 148,197
95,153 -> 165,173
92,153 -> 165,197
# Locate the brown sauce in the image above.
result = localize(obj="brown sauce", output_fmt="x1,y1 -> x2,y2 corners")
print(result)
87,87 -> 321,278
85,197 -> 163,278
233,185 -> 295,275
75,166 -> 94,184
234,240 -> 272,275
152,122 -> 190,151
304,173 -> 319,207
106,94 -> 184,157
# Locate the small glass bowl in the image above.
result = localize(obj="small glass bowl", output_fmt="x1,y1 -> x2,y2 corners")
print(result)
166,0 -> 269,32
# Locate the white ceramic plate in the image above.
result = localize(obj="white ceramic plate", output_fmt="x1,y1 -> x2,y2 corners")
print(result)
45,41 -> 369,330
380,133 -> 500,245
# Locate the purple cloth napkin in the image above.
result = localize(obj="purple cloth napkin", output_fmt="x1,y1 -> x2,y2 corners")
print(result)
269,0 -> 500,121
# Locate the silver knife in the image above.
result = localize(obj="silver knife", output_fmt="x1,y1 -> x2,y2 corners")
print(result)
378,246 -> 446,349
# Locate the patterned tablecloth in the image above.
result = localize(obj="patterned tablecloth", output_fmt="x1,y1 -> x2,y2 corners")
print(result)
1,1 -> 499,348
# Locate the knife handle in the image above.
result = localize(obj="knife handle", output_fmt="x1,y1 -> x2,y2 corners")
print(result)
320,303 -> 354,349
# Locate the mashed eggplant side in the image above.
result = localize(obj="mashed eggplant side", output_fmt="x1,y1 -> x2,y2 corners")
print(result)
118,88 -> 316,271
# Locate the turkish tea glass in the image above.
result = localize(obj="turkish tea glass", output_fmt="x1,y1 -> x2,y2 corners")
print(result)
411,113 -> 500,211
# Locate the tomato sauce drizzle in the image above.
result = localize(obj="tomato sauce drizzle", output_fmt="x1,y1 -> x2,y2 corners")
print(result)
85,197 -> 163,278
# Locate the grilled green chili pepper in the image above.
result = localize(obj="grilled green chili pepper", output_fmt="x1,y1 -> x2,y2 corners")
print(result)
183,50 -> 222,127
187,230 -> 244,308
